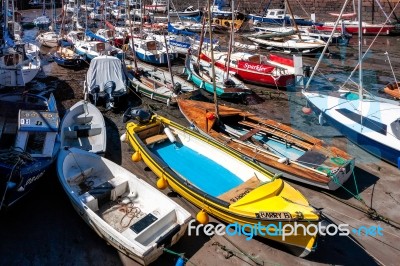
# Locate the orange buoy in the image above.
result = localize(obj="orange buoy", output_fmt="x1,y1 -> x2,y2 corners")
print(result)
206,112 -> 215,120
131,151 -> 141,162
196,210 -> 209,224
302,106 -> 312,115
156,178 -> 168,190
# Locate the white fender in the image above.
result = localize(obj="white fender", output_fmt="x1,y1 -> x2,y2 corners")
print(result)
318,112 -> 325,125
164,127 -> 176,143
120,132 -> 127,142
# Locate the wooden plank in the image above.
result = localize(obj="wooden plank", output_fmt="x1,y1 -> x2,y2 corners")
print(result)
218,176 -> 260,203
238,128 -> 260,141
144,134 -> 168,145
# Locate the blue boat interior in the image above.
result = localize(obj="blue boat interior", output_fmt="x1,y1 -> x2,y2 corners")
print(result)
223,123 -> 305,161
149,140 -> 243,198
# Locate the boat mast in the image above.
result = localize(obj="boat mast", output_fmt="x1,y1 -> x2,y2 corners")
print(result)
164,0 -> 175,86
285,0 -> 301,40
358,0 -> 363,125
207,0 -> 219,118
304,0 -> 351,90
126,0 -> 138,71
225,0 -> 234,79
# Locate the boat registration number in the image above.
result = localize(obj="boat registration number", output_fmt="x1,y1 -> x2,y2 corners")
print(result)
256,212 -> 292,220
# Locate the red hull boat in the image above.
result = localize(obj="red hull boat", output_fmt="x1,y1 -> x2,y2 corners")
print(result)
200,51 -> 295,88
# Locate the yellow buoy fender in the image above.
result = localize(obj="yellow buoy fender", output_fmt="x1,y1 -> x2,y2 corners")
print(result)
157,178 -> 168,190
196,210 -> 209,224
131,151 -> 141,162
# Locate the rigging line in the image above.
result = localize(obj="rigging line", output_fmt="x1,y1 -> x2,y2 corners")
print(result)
321,213 -> 393,265
322,210 -> 400,252
340,0 -> 400,92
293,0 -> 309,17
319,190 -> 400,229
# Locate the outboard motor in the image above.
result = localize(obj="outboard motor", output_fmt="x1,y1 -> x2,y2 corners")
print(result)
173,82 -> 182,94
104,80 -> 116,110
90,85 -> 100,106
123,107 -> 152,124
224,79 -> 235,87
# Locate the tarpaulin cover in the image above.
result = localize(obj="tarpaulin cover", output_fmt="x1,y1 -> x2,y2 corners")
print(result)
85,56 -> 126,93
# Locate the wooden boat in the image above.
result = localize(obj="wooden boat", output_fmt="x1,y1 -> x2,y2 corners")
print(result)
57,147 -> 191,265
177,98 -> 355,190
0,93 -> 60,209
125,110 -> 320,257
383,82 -> 400,99
200,51 -> 295,88
125,60 -> 198,106
52,46 -> 83,68
60,100 -> 106,154
184,54 -> 253,101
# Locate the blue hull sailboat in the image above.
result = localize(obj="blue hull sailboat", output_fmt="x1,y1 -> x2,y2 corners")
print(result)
0,93 -> 60,210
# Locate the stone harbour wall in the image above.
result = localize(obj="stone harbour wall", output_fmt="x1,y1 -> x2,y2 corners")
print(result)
239,0 -> 400,24
198,0 -> 400,24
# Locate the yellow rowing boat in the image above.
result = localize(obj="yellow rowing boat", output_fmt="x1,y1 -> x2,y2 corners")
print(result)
125,110 -> 320,257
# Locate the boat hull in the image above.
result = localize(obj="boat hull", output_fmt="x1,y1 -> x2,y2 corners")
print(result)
315,24 -> 395,35
126,116 -> 320,256
199,53 -> 294,88
177,98 -> 355,190
0,158 -> 53,209
57,148 -> 191,265
184,55 -> 252,100
305,94 -> 400,167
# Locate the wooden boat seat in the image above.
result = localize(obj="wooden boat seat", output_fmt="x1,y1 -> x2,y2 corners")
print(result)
64,124 -> 103,138
238,128 -> 260,141
218,176 -> 261,203
144,134 -> 168,145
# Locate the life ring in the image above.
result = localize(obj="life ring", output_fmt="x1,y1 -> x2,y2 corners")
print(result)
224,21 -> 230,27
214,19 -> 220,24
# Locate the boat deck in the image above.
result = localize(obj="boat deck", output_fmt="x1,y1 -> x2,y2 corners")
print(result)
97,200 -> 146,233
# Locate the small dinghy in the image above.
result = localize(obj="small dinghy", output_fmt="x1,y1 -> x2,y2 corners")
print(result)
57,147 -> 191,265
60,100 -> 106,154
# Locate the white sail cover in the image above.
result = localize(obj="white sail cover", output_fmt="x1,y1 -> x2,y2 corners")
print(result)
85,55 -> 126,93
